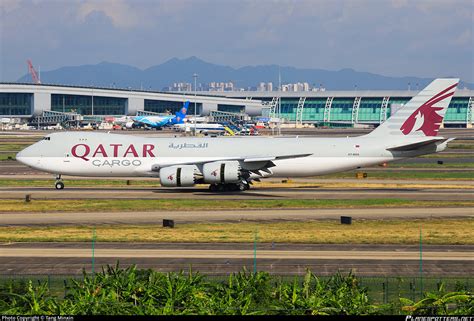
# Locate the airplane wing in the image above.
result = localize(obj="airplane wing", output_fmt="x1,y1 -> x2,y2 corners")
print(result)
243,154 -> 312,162
151,153 -> 312,172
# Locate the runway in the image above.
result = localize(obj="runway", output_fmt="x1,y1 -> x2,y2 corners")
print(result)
1,207 -> 473,226
1,242 -> 472,276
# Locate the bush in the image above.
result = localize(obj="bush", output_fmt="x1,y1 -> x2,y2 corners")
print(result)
0,265 -> 471,315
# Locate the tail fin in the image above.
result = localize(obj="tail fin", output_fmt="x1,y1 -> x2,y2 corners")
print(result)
174,101 -> 189,124
368,78 -> 459,137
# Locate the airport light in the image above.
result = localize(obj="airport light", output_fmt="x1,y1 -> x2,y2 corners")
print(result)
253,229 -> 258,273
92,228 -> 96,274
91,87 -> 94,116
419,227 -> 423,296
193,73 -> 198,136
278,67 -> 281,136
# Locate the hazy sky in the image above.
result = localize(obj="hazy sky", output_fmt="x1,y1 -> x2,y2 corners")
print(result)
1,0 -> 473,82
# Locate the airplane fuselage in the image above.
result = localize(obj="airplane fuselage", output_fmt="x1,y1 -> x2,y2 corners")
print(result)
16,132 -> 447,178
14,78 -> 459,191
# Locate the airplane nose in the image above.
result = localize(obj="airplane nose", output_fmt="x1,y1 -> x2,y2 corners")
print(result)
15,150 -> 26,165
16,145 -> 35,166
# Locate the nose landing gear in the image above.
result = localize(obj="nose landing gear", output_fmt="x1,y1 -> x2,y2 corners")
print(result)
55,174 -> 64,190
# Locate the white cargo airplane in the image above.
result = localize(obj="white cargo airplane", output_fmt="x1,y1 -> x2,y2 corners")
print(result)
17,79 -> 458,192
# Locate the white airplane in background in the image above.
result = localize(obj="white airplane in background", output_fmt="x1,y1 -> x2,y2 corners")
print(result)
113,116 -> 134,128
17,79 -> 458,192
174,122 -> 226,135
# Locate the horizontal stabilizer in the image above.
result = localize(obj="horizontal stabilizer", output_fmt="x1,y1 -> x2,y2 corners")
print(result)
386,138 -> 454,151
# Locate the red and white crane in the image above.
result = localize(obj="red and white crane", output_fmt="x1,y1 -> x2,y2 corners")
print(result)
27,59 -> 41,84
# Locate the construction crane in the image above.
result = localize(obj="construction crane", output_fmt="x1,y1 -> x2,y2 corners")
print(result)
27,59 -> 41,84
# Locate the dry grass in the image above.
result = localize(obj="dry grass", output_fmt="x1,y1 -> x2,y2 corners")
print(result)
1,199 -> 473,213
253,181 -> 474,189
0,219 -> 472,244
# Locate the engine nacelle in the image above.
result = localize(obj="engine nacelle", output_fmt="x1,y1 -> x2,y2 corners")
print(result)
159,165 -> 199,187
202,161 -> 241,184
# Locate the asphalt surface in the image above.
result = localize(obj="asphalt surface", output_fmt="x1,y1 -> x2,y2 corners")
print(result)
1,242 -> 472,276
0,207 -> 472,226
1,185 -> 473,201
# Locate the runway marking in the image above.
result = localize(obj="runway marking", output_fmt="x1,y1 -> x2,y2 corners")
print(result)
0,248 -> 472,261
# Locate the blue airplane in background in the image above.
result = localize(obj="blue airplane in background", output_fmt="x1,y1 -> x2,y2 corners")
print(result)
132,101 -> 189,129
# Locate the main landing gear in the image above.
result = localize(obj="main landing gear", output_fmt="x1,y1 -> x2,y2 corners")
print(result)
208,182 -> 250,192
54,174 -> 64,190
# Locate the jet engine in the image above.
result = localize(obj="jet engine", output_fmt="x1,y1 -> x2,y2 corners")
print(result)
159,165 -> 200,187
202,161 -> 242,184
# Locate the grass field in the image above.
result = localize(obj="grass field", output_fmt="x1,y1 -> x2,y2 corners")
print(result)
0,199 -> 473,213
0,218 -> 472,244
388,162 -> 474,168
0,154 -> 15,161
0,143 -> 30,152
1,177 -> 474,189
322,171 -> 474,180
420,153 -> 474,159
0,179 -> 159,187
447,143 -> 474,150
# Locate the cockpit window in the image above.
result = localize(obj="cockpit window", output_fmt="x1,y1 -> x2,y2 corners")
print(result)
42,137 -> 51,141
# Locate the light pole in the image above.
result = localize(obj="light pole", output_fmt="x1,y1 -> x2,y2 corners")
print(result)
91,87 -> 94,116
193,73 -> 198,136
278,67 -> 281,136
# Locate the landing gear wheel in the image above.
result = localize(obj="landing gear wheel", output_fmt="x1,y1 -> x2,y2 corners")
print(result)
55,181 -> 64,190
237,182 -> 247,191
209,184 -> 217,192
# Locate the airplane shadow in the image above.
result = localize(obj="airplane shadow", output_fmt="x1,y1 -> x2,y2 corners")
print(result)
151,188 -> 286,198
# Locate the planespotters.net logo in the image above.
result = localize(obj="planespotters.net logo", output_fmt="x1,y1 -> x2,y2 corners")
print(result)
405,316 -> 474,321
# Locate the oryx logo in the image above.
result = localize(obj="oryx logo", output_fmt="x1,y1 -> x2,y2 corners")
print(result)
400,83 -> 457,136
211,169 -> 218,177
167,174 -> 174,181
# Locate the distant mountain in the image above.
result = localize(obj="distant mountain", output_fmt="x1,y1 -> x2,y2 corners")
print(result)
16,56 -> 473,90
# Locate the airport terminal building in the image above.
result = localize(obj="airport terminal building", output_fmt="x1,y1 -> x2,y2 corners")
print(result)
0,83 -> 263,120
1,83 -> 473,127
216,89 -> 474,128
